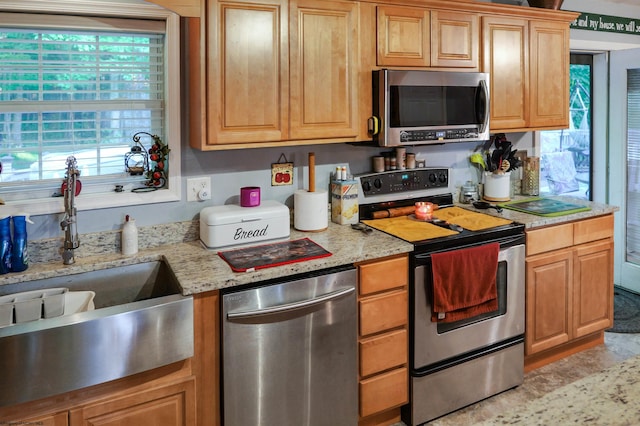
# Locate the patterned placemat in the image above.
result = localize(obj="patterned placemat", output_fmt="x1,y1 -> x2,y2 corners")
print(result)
362,216 -> 458,242
218,238 -> 331,272
434,207 -> 513,231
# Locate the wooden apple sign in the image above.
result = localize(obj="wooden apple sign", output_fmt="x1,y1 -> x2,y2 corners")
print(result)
271,160 -> 293,186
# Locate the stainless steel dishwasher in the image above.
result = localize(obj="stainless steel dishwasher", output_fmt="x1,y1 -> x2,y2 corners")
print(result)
222,266 -> 357,426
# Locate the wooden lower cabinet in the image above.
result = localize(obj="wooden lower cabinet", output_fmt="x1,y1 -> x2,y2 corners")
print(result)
525,215 -> 614,371
20,412 -> 69,426
357,254 -> 409,426
69,378 -> 196,425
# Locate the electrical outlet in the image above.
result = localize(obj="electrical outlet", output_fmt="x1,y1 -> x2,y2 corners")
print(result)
187,176 -> 211,202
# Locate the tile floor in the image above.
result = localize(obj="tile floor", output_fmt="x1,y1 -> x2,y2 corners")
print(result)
416,332 -> 640,425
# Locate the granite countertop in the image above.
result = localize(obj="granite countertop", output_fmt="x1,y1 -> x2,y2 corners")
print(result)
480,353 -> 640,425
0,220 -> 413,296
458,195 -> 619,228
0,196 -> 620,296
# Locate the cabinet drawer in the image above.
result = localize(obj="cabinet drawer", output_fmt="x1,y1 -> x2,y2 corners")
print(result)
526,223 -> 573,256
359,367 -> 408,418
359,328 -> 407,377
573,215 -> 614,245
359,256 -> 408,296
359,289 -> 408,336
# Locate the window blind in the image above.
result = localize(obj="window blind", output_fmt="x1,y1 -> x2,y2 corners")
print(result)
626,68 -> 640,263
0,13 -> 165,191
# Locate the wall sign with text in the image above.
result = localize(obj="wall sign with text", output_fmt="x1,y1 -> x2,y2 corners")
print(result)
570,11 -> 640,36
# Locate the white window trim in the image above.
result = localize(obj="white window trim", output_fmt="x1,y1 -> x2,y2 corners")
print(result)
0,0 -> 182,216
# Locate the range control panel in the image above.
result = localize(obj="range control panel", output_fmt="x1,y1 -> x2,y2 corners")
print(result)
357,168 -> 449,202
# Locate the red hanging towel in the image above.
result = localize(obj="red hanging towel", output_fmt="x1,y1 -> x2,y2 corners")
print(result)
430,243 -> 500,323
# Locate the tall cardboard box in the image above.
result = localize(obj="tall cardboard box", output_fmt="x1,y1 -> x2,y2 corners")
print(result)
331,179 -> 359,225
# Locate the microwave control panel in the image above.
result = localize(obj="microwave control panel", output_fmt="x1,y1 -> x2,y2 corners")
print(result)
399,128 -> 479,143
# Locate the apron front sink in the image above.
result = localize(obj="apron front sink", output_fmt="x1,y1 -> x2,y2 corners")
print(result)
0,260 -> 194,408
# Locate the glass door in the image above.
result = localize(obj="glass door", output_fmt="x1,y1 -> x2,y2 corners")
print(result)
610,48 -> 640,293
537,54 -> 592,199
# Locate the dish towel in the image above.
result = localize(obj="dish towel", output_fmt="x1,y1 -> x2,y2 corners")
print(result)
430,242 -> 500,323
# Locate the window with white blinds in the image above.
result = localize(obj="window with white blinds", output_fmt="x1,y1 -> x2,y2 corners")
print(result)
626,69 -> 640,263
0,9 -> 178,207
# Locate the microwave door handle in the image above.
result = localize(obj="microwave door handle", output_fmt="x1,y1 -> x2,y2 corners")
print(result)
477,79 -> 489,133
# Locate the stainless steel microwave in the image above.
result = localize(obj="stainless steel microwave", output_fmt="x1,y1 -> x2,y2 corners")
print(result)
371,69 -> 490,147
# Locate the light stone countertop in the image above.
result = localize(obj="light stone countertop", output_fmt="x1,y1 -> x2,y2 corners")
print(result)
0,196 -> 620,296
0,220 -> 413,295
458,195 -> 619,228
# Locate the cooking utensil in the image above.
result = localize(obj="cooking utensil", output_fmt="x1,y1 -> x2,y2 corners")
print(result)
473,201 -> 503,213
351,223 -> 373,235
430,218 -> 463,232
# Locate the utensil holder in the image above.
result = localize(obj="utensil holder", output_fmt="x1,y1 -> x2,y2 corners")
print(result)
483,172 -> 511,202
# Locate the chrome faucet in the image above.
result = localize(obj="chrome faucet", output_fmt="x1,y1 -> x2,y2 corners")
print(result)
60,156 -> 80,265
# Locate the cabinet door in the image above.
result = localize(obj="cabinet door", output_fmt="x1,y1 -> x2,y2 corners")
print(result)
376,5 -> 430,67
69,378 -> 196,426
529,20 -> 570,128
573,240 -> 614,338
289,0 -> 359,140
482,16 -> 528,130
526,249 -> 572,355
20,412 -> 68,426
206,0 -> 288,145
431,10 -> 479,69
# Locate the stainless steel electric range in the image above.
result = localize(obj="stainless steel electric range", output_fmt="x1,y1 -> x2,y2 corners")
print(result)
356,168 -> 526,425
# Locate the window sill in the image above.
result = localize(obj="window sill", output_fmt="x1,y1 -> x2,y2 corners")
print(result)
1,176 -> 181,216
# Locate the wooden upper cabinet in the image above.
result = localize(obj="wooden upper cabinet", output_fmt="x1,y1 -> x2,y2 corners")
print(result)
289,0 -> 360,140
529,19 -> 570,128
482,16 -> 528,130
146,0 -> 200,16
376,5 -> 430,67
431,10 -> 479,69
376,6 -> 478,69
203,0 -> 289,146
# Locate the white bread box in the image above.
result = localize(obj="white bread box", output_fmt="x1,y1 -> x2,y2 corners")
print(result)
200,200 -> 290,249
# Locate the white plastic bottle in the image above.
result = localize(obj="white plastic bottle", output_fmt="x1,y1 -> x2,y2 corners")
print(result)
122,215 -> 138,256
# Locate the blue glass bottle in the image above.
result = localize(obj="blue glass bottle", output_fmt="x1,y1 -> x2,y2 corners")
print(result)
11,215 -> 33,272
0,215 -> 11,274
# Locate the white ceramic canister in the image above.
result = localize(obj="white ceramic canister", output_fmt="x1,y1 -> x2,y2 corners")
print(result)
483,171 -> 511,202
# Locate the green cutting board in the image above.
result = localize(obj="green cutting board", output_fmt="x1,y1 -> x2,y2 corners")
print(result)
499,197 -> 591,217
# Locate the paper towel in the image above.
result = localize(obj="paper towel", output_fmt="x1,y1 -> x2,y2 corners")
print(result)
294,189 -> 328,231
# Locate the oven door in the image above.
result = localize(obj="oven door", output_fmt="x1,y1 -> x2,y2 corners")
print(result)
412,242 -> 525,369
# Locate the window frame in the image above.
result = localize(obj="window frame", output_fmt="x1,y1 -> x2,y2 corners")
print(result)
0,0 -> 181,216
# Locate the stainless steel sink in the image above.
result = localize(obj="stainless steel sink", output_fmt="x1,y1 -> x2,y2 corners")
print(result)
0,260 -> 194,408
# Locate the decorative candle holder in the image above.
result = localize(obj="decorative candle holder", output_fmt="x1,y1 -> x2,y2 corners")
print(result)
415,202 -> 433,220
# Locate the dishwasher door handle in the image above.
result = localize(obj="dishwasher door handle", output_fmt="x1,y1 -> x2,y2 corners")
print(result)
227,286 -> 355,320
